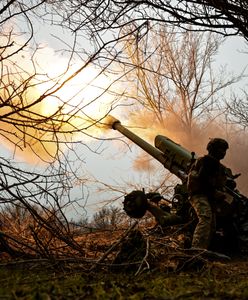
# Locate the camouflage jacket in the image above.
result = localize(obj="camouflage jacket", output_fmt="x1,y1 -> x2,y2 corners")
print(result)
187,154 -> 227,198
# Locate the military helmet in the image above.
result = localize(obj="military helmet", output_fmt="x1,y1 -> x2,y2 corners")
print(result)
207,138 -> 229,152
123,190 -> 148,219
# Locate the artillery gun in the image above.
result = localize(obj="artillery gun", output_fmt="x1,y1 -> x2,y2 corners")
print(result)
110,117 -> 248,252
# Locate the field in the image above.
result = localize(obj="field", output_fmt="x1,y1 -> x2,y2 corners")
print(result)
0,226 -> 248,300
0,257 -> 248,299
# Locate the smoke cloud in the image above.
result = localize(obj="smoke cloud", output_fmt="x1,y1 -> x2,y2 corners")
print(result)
125,110 -> 248,195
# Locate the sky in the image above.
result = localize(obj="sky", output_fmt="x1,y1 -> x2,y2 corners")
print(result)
2,14 -> 248,219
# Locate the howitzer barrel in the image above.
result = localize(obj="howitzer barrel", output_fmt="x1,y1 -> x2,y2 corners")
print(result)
155,135 -> 196,174
111,118 -> 191,180
112,120 -> 166,164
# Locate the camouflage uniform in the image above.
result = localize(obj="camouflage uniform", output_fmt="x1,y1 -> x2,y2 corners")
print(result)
187,138 -> 228,249
189,194 -> 216,249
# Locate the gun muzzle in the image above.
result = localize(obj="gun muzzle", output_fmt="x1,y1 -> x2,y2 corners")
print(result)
111,118 -> 167,165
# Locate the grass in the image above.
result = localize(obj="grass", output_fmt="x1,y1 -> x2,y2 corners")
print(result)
0,259 -> 248,300
0,225 -> 247,299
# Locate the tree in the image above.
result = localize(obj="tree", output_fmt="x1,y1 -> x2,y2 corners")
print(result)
0,1 -> 122,258
92,205 -> 125,230
124,27 -> 239,141
0,157 -> 90,257
227,91 -> 248,128
114,26 -> 240,169
51,1 -> 248,41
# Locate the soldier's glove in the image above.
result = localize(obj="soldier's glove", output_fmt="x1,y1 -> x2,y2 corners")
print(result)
123,190 -> 148,219
146,192 -> 164,204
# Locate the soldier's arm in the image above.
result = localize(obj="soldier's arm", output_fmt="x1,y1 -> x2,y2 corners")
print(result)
147,202 -> 183,227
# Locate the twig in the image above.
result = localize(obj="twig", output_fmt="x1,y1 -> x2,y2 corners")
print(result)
0,257 -> 97,267
89,221 -> 138,271
135,236 -> 150,276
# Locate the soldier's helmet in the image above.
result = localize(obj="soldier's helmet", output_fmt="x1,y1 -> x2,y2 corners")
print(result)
207,138 -> 229,153
123,190 -> 148,219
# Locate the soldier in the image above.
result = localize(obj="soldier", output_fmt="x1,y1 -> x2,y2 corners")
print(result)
187,138 -> 229,250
